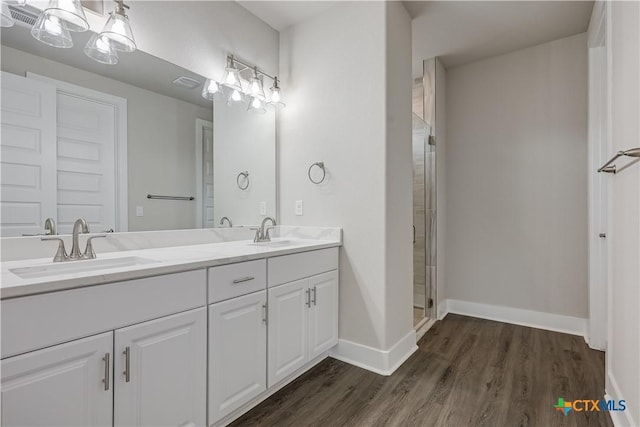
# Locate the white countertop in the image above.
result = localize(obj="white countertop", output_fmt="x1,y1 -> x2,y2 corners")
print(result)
1,238 -> 341,300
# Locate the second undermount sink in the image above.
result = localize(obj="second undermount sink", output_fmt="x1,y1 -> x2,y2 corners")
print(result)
248,239 -> 292,248
10,256 -> 159,280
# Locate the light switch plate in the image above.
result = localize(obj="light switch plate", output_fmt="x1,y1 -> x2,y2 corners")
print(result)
260,201 -> 266,216
136,206 -> 144,217
295,200 -> 303,216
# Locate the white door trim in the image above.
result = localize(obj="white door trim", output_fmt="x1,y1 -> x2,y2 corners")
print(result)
587,1 -> 608,351
26,72 -> 128,232
195,118 -> 213,228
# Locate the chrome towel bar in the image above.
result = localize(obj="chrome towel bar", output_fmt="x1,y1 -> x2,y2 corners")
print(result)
147,194 -> 195,201
598,148 -> 640,174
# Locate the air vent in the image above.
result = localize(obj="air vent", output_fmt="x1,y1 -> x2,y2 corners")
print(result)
172,76 -> 201,89
8,4 -> 40,28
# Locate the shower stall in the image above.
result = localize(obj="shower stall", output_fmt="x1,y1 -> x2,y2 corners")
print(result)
413,59 -> 437,331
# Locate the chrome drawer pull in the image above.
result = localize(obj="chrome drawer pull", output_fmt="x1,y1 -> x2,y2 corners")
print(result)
123,346 -> 131,383
102,353 -> 110,391
305,288 -> 311,308
232,276 -> 255,284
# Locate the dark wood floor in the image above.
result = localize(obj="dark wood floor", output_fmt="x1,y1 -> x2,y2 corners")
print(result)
231,314 -> 612,427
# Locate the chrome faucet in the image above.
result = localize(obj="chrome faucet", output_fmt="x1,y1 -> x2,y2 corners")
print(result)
41,218 -> 106,262
252,217 -> 276,242
44,218 -> 57,235
70,218 -> 90,259
220,216 -> 233,227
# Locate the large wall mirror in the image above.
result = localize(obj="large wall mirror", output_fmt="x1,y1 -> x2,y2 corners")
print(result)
0,10 -> 276,237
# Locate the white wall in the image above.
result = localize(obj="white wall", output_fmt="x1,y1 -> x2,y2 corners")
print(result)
278,1 -> 414,361
607,2 -> 640,425
0,46 -> 212,231
384,1 -> 413,349
445,33 -> 589,319
213,99 -> 276,226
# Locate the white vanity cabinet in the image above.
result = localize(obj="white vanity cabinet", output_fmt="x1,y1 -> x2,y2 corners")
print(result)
208,260 -> 267,424
1,332 -> 114,427
114,308 -> 207,427
267,249 -> 339,386
1,270 -> 207,427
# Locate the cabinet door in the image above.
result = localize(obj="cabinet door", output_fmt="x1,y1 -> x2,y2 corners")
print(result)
308,270 -> 339,359
114,308 -> 206,427
209,291 -> 266,423
1,332 -> 113,427
267,279 -> 309,387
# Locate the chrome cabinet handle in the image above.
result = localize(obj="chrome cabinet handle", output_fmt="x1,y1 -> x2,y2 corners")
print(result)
102,353 -> 110,391
233,276 -> 255,284
305,288 -> 311,308
123,346 -> 130,383
262,303 -> 267,324
312,286 -> 317,306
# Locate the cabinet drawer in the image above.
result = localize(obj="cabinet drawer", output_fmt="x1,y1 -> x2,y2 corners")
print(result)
1,270 -> 206,359
208,260 -> 266,304
268,248 -> 338,287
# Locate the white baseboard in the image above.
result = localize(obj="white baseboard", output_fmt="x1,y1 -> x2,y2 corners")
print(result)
330,329 -> 417,376
437,301 -> 449,320
606,373 -> 637,427
441,299 -> 587,338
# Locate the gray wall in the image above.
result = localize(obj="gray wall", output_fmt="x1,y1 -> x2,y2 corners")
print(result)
1,46 -> 212,231
445,33 -> 589,318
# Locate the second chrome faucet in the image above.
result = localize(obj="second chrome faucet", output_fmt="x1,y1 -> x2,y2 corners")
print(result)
252,217 -> 276,243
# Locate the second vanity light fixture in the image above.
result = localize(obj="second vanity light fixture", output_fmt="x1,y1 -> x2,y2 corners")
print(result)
201,54 -> 286,113
29,0 -> 136,65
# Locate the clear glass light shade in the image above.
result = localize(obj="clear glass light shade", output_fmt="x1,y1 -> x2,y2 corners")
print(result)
44,0 -> 89,32
227,89 -> 244,105
84,33 -> 118,65
247,96 -> 266,114
221,64 -> 242,91
201,79 -> 220,100
99,12 -> 136,52
267,85 -> 285,109
249,75 -> 265,99
31,13 -> 73,48
1,3 -> 14,27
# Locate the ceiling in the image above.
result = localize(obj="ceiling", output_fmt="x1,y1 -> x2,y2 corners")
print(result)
236,1 -> 594,76
408,1 -> 594,73
236,1 -> 339,31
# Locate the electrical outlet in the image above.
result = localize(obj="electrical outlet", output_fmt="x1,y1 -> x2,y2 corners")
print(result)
259,201 -> 266,216
136,206 -> 144,217
295,200 -> 303,216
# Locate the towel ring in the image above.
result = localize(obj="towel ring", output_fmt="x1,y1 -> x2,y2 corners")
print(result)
308,162 -> 326,184
236,171 -> 250,190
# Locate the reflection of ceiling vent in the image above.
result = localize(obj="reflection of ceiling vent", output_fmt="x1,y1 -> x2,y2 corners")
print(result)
172,76 -> 201,89
8,4 -> 40,28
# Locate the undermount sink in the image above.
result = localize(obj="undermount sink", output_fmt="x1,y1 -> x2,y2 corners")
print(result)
10,256 -> 159,279
249,240 -> 292,247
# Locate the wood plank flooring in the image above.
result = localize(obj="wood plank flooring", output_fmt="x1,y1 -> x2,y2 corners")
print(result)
231,314 -> 612,427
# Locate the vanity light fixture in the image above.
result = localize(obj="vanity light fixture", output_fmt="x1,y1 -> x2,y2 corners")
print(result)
84,0 -> 136,65
41,0 -> 89,32
248,67 -> 266,99
201,78 -> 220,100
220,54 -> 286,111
96,0 -> 136,52
247,96 -> 266,114
31,13 -> 73,48
84,32 -> 119,64
267,77 -> 286,109
221,55 -> 242,91
227,88 -> 244,105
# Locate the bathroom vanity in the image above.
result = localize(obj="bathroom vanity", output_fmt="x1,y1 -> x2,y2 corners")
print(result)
0,231 -> 341,427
